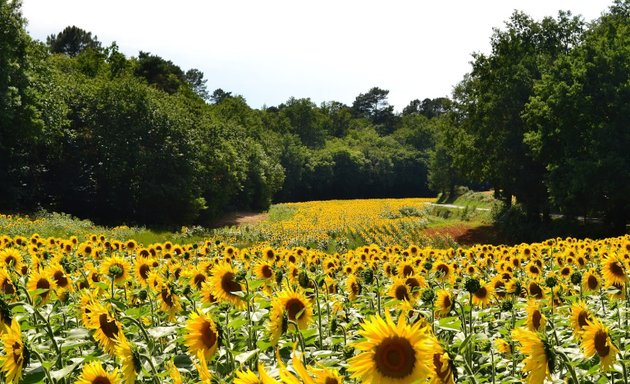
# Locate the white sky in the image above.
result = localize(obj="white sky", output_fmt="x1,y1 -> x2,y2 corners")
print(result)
22,0 -> 612,111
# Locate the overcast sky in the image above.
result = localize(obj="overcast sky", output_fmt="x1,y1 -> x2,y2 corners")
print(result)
22,0 -> 612,111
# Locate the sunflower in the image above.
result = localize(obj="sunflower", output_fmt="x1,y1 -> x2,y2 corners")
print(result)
48,263 -> 73,293
525,300 -> 546,332
254,261 -> 275,281
348,312 -> 434,384
100,255 -> 131,285
184,311 -> 220,360
167,360 -> 183,384
235,369 -> 262,384
0,320 -> 28,384
428,336 -> 455,384
433,262 -> 454,283
115,337 -> 141,384
0,248 -> 23,272
601,255 -> 627,286
206,262 -> 245,308
511,328 -> 552,384
0,269 -> 16,297
570,301 -> 592,337
75,361 -> 120,384
134,258 -> 154,287
258,362 -> 281,384
527,280 -> 544,300
27,268 -> 57,306
346,274 -> 362,301
86,302 -> 125,356
472,281 -> 494,308
269,287 -> 313,346
494,338 -> 511,356
582,269 -> 600,293
194,351 -> 212,383
434,289 -> 454,318
389,278 -> 412,303
581,318 -> 618,372
309,366 -> 342,384
159,285 -> 182,321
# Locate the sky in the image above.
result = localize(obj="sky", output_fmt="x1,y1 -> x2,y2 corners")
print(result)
22,0 -> 613,111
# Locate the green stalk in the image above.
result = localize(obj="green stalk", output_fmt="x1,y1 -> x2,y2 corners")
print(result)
311,278 -> 324,349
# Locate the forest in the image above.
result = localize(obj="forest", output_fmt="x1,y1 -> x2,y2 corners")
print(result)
1,0 -> 628,231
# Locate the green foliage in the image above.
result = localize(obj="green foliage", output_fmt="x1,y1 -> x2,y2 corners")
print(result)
46,25 -> 101,57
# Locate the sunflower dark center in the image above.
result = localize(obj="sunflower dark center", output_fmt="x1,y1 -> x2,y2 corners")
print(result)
432,353 -> 451,380
405,278 -> 420,291
324,378 -> 339,384
561,267 -> 570,276
594,330 -> 610,357
285,298 -> 306,321
200,320 -> 218,349
494,281 -> 505,298
532,310 -> 542,330
5,256 -> 16,266
610,261 -> 624,277
402,266 -> 413,277
587,275 -> 598,290
261,265 -> 273,278
395,285 -> 409,301
436,264 -> 449,276
91,272 -> 100,283
373,336 -> 416,379
529,265 -> 539,274
161,289 -> 174,307
529,283 -> 543,299
92,376 -> 112,384
577,311 -> 590,329
193,274 -> 206,289
99,313 -> 119,339
221,272 -> 241,295
84,246 -> 92,254
139,265 -> 150,280
12,341 -> 22,364
351,282 -> 361,295
474,286 -> 488,299
442,295 -> 452,311
53,271 -> 68,288
2,279 -> 15,295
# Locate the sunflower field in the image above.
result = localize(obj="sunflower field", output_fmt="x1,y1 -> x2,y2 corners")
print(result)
1,222 -> 630,383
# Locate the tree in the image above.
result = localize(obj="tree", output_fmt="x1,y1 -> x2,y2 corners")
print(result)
185,68 -> 209,100
403,97 -> 452,118
134,51 -> 186,94
525,0 -> 630,231
352,87 -> 397,133
210,88 -> 233,104
47,25 -> 101,56
453,11 -> 584,220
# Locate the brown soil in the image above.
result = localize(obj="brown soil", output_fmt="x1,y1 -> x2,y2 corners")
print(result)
424,224 -> 500,246
210,211 -> 268,228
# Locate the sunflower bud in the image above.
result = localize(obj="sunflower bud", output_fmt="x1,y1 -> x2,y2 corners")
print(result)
421,288 -> 436,304
108,265 -> 123,279
298,270 -> 309,289
362,269 -> 374,285
570,271 -> 582,286
424,262 -> 433,271
275,269 -> 284,285
464,277 -> 481,294
235,269 -> 247,282
138,289 -> 148,301
545,276 -> 557,288
500,300 -> 513,312
0,298 -> 12,326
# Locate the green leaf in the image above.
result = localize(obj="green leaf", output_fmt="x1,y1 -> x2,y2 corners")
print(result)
21,366 -> 46,384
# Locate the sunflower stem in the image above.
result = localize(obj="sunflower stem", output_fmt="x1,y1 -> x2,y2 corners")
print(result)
289,320 -> 307,367
462,354 -> 478,384
141,354 -> 161,384
33,306 -> 62,369
244,279 -> 254,351
310,278 -> 324,349
375,273 -> 382,317
31,349 -> 54,384
121,315 -> 154,354
110,277 -> 115,299
557,349 -> 580,384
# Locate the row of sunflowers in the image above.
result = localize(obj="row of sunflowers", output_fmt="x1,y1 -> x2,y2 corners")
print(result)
0,232 -> 629,383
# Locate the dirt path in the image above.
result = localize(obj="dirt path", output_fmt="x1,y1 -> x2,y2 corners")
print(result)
210,211 -> 268,228
424,224 -> 500,245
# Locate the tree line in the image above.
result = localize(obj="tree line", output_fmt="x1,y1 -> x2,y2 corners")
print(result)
1,0 -> 628,233
0,0 -> 448,226
431,0 -> 630,233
